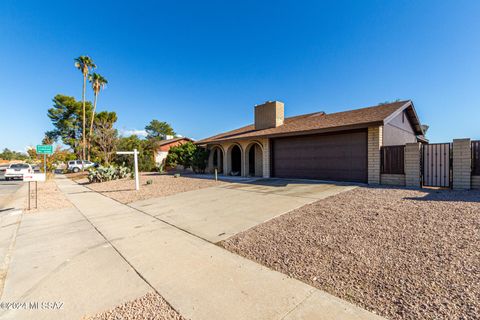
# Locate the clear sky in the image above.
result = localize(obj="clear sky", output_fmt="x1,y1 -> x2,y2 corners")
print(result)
1,0 -> 479,152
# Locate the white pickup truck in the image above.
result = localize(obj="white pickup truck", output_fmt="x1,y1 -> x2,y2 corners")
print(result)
4,163 -> 34,180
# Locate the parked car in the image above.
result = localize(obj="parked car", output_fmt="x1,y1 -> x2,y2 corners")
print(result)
4,163 -> 34,180
67,160 -> 97,173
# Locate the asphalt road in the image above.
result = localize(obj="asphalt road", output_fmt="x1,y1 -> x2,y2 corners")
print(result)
0,172 -> 23,209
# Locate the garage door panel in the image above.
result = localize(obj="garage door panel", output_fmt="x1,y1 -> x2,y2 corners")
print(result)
272,131 -> 367,182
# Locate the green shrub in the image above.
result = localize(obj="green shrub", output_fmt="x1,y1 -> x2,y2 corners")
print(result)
146,179 -> 153,185
88,165 -> 131,183
114,135 -> 156,172
192,148 -> 209,173
166,142 -> 209,173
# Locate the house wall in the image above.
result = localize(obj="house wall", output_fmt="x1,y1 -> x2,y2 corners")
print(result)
383,111 -> 417,146
368,126 -> 383,184
380,174 -> 406,186
155,151 -> 169,166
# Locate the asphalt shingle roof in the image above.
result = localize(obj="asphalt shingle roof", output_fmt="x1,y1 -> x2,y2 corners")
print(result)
197,100 -> 411,144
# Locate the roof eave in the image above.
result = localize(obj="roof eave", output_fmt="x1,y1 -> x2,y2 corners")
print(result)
197,121 -> 384,145
382,100 -> 424,136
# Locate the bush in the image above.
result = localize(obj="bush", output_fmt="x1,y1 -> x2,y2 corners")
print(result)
192,148 -> 209,173
166,142 -> 209,173
114,135 -> 156,172
88,165 -> 131,183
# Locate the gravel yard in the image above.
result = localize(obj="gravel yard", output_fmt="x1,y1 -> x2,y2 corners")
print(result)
222,187 -> 480,320
79,173 -> 221,203
23,177 -> 73,212
85,292 -> 185,320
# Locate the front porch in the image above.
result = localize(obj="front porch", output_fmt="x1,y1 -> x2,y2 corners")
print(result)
206,138 -> 271,178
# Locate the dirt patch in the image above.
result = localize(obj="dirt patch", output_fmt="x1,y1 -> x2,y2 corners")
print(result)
222,187 -> 480,320
23,178 -> 73,212
84,292 -> 185,320
78,173 -> 222,203
65,171 -> 89,181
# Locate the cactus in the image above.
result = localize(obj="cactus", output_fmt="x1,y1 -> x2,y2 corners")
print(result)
88,165 -> 131,183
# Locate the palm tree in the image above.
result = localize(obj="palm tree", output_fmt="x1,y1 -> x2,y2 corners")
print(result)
88,73 -> 108,136
74,56 -> 96,160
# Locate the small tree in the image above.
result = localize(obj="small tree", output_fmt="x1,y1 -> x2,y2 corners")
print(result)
94,111 -> 118,164
145,120 -> 175,140
114,135 -> 156,171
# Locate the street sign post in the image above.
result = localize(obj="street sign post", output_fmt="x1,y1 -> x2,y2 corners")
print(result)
36,145 -> 53,174
116,149 -> 140,190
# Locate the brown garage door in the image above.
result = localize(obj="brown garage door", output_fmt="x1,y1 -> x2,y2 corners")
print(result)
272,130 -> 368,182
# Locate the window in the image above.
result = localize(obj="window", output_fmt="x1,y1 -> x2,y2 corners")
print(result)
76,160 -> 82,165
10,164 -> 29,169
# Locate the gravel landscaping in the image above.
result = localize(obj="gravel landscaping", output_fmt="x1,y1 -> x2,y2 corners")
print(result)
79,173 -> 221,203
23,177 -> 73,212
85,292 -> 185,320
222,186 -> 480,320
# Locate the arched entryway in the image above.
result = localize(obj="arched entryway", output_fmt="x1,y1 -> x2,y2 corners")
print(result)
211,146 -> 224,173
245,142 -> 263,177
230,145 -> 242,176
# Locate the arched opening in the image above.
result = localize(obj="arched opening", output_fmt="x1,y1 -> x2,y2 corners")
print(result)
246,142 -> 263,177
208,145 -> 224,174
230,145 -> 242,175
212,147 -> 223,173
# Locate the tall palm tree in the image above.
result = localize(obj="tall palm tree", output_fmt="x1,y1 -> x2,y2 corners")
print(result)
74,56 -> 96,160
88,73 -> 108,136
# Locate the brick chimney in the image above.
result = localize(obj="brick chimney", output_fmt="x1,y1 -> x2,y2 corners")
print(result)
254,101 -> 284,130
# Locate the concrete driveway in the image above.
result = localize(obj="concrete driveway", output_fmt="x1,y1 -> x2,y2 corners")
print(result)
130,179 -> 357,243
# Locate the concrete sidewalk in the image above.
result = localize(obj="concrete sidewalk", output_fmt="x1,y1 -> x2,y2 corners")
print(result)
54,178 -> 383,320
0,200 -> 150,319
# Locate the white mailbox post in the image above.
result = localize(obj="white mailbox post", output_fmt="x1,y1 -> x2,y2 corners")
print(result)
116,149 -> 140,191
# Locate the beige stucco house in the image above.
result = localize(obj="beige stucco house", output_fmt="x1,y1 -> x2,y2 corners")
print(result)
196,100 -> 426,184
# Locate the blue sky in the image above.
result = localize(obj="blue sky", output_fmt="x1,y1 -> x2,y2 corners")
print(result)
1,0 -> 479,152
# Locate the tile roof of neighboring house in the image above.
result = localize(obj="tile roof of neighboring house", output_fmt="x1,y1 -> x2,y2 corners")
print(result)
197,100 -> 422,144
155,137 -> 192,147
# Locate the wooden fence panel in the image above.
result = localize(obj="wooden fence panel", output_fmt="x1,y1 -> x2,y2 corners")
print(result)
381,145 -> 405,174
423,143 -> 451,187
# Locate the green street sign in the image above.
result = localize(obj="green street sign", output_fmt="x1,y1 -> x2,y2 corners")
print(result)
36,144 -> 53,155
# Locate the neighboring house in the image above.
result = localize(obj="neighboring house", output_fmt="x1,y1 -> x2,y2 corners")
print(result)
196,100 -> 427,183
154,137 -> 193,166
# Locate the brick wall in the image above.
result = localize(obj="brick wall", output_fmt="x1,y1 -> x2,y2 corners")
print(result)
368,126 -> 383,184
405,143 -> 421,188
380,174 -> 406,186
452,138 -> 471,190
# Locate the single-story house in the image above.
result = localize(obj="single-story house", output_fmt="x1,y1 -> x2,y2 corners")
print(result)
196,100 -> 427,183
154,137 -> 193,166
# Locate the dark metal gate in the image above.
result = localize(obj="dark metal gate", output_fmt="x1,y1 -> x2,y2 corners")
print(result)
422,143 -> 451,187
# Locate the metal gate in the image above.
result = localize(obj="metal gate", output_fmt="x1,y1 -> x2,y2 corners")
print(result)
422,143 -> 451,187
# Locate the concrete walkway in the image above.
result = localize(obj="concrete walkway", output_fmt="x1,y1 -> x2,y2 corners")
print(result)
49,178 -> 382,320
130,178 -> 356,242
0,196 -> 150,319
